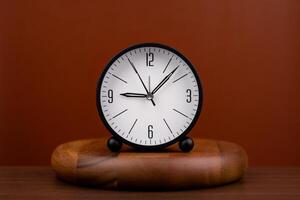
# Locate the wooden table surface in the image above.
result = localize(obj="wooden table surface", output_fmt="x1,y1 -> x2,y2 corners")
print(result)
0,166 -> 299,200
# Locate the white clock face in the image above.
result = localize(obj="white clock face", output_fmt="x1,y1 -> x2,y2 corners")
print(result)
97,44 -> 202,148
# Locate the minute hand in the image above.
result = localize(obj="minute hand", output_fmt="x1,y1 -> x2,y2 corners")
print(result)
152,66 -> 179,94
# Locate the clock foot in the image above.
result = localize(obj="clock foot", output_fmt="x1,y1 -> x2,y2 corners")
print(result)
179,137 -> 194,152
107,137 -> 122,152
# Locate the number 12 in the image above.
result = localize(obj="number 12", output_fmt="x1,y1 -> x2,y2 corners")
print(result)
146,53 -> 154,67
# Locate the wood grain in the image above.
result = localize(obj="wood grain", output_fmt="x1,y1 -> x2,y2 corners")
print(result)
0,167 -> 300,200
51,138 -> 248,189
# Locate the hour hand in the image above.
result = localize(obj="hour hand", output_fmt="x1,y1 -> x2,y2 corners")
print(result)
120,93 -> 147,98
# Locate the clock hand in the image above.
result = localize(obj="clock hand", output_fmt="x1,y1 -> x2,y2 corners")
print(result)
120,93 -> 147,98
127,57 -> 156,106
152,66 -> 179,95
148,76 -> 151,92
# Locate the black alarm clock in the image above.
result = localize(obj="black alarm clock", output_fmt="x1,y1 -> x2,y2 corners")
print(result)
96,43 -> 203,152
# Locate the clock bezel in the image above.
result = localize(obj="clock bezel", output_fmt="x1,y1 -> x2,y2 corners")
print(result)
96,43 -> 203,150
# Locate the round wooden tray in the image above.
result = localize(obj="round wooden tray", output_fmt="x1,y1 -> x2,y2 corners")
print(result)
51,138 -> 247,190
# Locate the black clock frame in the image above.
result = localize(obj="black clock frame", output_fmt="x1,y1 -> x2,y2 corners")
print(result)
96,43 -> 203,151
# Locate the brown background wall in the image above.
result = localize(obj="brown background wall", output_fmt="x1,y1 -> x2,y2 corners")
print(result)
0,0 -> 299,165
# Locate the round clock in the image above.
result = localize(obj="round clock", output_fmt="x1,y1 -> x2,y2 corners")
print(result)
96,43 -> 203,152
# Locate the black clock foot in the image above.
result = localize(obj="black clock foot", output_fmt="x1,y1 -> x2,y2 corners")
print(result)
107,137 -> 122,152
179,137 -> 194,152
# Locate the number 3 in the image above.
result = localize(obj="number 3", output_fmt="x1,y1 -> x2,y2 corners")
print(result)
186,89 -> 192,103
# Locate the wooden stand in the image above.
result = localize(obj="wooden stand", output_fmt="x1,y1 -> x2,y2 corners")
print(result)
51,138 -> 247,190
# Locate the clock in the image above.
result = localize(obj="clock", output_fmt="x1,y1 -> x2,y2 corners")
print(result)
96,43 -> 203,152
